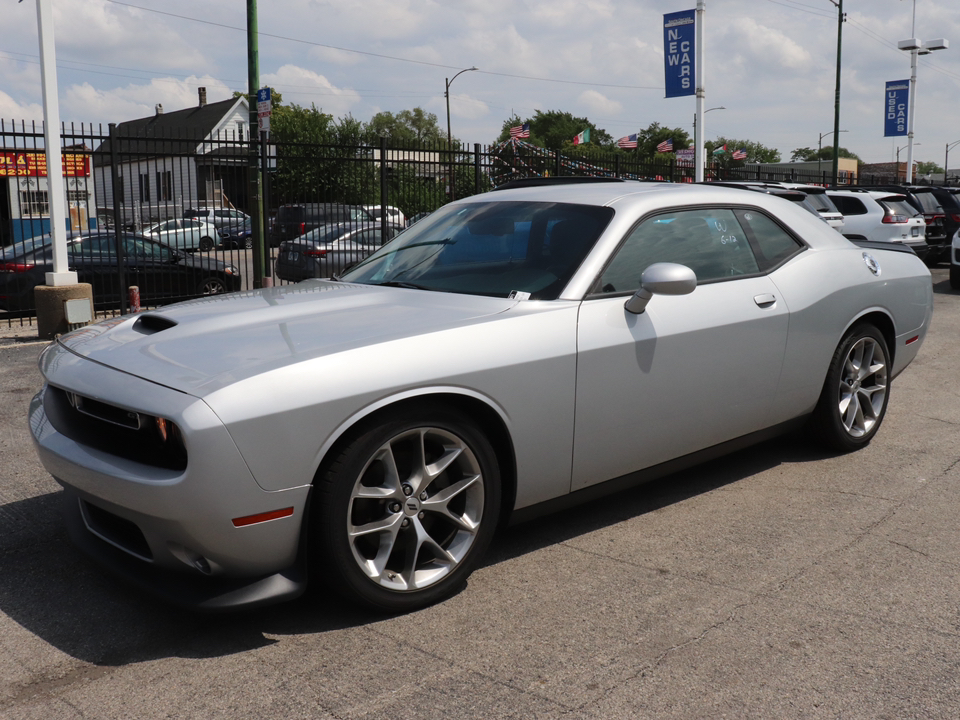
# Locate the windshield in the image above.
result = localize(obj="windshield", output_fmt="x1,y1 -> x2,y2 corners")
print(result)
1,234 -> 52,259
340,200 -> 614,300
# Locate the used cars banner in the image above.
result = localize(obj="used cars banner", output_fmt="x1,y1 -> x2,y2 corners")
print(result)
884,80 -> 909,137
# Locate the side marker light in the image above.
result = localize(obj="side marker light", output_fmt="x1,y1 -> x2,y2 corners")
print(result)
232,507 -> 295,527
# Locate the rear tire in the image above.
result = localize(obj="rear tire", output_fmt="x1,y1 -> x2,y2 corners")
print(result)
199,237 -> 215,252
950,264 -> 960,290
198,277 -> 227,295
312,405 -> 501,613
810,323 -> 890,452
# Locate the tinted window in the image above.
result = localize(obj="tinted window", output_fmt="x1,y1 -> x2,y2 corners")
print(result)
912,192 -> 941,213
599,209 -> 760,293
830,196 -> 866,215
880,199 -> 916,217
804,193 -> 840,213
737,210 -> 803,271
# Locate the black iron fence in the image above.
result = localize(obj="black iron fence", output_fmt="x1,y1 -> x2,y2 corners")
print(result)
0,118 -> 949,326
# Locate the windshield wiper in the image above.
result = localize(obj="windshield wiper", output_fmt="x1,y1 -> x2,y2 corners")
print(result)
372,281 -> 431,290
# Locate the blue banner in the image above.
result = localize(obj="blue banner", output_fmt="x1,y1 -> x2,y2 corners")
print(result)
664,10 -> 696,98
884,80 -> 909,137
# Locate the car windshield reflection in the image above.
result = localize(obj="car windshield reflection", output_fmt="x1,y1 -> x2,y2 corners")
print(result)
340,201 -> 614,300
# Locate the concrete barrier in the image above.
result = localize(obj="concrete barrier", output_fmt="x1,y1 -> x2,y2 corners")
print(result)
33,283 -> 94,340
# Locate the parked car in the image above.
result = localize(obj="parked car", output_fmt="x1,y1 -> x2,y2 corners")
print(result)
826,189 -> 927,258
274,222 -> 403,281
364,205 -> 407,226
218,219 -> 253,249
270,203 -> 373,246
1,232 -> 241,312
926,186 -> 960,252
143,218 -> 219,252
28,181 -> 932,614
951,226 -> 960,289
856,185 -> 948,264
183,207 -> 251,235
705,181 -> 841,231
772,183 -> 845,232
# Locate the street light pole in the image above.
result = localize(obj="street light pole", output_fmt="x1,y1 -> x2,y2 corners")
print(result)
896,143 -> 920,180
693,106 -> 724,180
818,129 -> 847,179
444,66 -> 477,201
898,31 -> 948,183
945,140 -> 960,185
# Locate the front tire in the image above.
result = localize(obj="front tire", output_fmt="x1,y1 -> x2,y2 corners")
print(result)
312,405 -> 501,612
811,323 -> 890,452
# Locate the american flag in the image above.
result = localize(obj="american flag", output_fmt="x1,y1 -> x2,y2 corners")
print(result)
509,123 -> 530,139
732,148 -> 748,160
656,138 -> 674,153
617,133 -> 638,149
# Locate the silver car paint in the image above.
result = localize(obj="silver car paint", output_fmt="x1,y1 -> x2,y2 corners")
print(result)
29,182 -> 933,583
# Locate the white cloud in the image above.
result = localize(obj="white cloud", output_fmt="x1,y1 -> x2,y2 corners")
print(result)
261,65 -> 361,116
578,90 -> 622,116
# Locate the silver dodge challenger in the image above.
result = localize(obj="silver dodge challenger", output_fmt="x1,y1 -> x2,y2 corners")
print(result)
29,181 -> 933,612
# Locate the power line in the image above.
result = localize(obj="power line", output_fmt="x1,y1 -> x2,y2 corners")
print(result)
103,0 -> 662,91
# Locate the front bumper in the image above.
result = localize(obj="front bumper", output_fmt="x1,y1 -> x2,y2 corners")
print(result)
29,344 -> 313,609
61,487 -> 306,610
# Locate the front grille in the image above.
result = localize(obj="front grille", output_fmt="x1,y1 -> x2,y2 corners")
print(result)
44,386 -> 187,471
80,499 -> 153,561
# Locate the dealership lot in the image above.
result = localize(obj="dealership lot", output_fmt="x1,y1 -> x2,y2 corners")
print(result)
0,266 -> 958,719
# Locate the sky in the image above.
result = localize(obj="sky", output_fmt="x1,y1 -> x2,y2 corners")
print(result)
2,0 -> 960,167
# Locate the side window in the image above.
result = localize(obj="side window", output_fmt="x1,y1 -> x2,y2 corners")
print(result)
599,209 -> 759,293
736,211 -> 803,271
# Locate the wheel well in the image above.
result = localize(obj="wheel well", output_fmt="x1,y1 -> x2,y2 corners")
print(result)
853,311 -> 896,364
314,393 -> 518,527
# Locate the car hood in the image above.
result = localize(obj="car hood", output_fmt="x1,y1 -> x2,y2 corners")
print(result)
55,280 -> 517,396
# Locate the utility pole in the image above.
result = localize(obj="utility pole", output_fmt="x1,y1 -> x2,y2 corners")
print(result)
247,0 -> 266,288
831,0 -> 843,186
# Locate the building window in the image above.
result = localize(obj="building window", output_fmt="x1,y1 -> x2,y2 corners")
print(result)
156,170 -> 173,202
237,121 -> 244,141
139,173 -> 150,203
20,189 -> 49,216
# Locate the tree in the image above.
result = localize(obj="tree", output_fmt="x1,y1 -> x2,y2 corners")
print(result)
363,108 -> 445,146
917,160 -> 943,175
494,110 -> 613,150
710,138 -> 781,165
636,122 -> 692,160
790,146 -> 860,163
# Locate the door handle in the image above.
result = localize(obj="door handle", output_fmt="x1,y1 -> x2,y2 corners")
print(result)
754,293 -> 776,308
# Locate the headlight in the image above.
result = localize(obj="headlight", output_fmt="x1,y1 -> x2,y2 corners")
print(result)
224,265 -> 239,276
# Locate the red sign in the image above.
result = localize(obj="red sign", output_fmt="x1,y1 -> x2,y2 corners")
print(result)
0,151 -> 89,178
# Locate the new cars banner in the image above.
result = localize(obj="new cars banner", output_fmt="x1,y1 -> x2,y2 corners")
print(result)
884,80 -> 909,137
663,10 -> 696,98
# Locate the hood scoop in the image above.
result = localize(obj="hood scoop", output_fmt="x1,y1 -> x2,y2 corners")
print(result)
132,314 -> 179,335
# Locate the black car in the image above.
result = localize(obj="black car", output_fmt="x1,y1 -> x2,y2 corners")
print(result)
274,222 -> 402,282
0,232 -> 241,313
270,203 -> 373,246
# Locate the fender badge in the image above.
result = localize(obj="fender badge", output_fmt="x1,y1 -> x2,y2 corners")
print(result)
862,252 -> 881,277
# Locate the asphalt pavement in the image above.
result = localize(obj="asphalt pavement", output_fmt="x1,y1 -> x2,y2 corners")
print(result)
1,267 -> 958,719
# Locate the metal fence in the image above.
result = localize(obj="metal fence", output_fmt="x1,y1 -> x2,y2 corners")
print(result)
0,118 -> 948,327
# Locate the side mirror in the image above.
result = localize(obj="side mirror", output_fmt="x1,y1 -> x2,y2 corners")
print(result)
624,262 -> 697,314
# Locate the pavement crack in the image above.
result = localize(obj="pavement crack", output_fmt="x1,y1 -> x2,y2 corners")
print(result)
2,662 -> 115,709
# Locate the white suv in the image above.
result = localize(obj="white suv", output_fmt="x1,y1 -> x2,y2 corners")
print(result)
826,189 -> 927,259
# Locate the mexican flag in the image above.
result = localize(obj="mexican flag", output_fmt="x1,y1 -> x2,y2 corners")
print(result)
573,129 -> 590,145
712,144 -> 727,155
